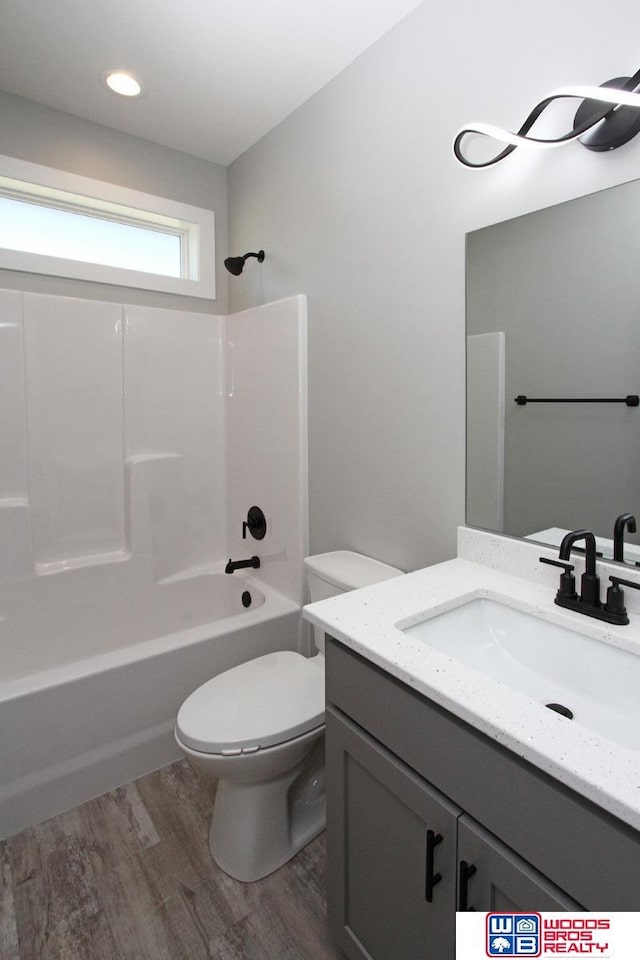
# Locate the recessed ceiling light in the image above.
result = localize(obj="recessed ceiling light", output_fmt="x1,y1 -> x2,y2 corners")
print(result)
100,69 -> 144,98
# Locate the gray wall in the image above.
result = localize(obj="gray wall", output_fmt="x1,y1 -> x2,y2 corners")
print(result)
227,0 -> 640,572
0,92 -> 228,313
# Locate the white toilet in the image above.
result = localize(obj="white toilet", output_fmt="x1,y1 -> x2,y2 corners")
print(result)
175,550 -> 403,882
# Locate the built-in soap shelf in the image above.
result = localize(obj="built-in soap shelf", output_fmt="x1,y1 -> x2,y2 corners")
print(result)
34,550 -> 132,576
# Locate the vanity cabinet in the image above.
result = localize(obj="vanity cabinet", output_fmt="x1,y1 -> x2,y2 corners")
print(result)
327,710 -> 579,960
325,637 -> 640,960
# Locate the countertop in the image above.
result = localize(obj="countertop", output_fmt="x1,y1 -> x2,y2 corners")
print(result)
303,552 -> 640,832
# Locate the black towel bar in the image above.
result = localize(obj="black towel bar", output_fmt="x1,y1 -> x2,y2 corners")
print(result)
515,394 -> 639,407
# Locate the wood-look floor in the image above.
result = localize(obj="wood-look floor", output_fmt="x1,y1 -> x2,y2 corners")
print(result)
1,760 -> 344,960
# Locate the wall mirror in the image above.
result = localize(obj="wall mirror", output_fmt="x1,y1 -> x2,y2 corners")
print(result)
466,179 -> 640,564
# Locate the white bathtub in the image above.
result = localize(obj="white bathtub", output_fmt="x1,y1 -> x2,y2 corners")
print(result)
0,571 -> 300,838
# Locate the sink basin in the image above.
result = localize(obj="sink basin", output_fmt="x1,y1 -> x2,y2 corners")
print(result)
400,598 -> 640,750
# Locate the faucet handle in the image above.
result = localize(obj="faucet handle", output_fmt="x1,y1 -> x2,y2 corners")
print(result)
609,576 -> 640,590
604,575 -> 640,622
540,557 -> 577,600
242,506 -> 267,541
540,557 -> 574,572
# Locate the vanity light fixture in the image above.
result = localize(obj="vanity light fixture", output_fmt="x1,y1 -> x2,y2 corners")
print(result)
454,67 -> 640,168
101,69 -> 144,98
224,250 -> 265,276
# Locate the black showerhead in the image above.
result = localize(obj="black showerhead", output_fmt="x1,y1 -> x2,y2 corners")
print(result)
224,250 -> 265,276
224,256 -> 246,276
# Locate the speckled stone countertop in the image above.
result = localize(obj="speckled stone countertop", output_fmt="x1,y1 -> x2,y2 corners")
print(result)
303,527 -> 640,832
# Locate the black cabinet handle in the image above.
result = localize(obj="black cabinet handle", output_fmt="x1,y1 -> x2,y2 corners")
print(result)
425,830 -> 443,902
458,860 -> 477,911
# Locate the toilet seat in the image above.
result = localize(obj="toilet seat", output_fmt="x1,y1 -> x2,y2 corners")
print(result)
175,651 -> 325,756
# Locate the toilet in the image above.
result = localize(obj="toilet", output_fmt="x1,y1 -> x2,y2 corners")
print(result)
175,550 -> 403,882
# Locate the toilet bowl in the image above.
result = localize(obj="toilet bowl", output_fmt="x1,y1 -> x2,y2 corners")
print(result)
175,551 -> 403,882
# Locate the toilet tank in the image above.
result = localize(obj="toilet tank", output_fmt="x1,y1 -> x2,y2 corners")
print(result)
304,550 -> 403,653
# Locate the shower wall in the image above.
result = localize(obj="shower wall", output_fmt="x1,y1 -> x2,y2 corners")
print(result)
225,297 -> 308,604
0,288 -> 306,613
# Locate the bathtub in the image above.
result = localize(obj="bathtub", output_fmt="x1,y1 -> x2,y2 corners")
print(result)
0,570 -> 300,838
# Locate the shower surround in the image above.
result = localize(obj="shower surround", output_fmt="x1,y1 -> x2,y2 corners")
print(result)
0,289 -> 308,837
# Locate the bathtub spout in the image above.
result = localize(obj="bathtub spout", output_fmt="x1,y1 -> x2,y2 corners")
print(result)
225,556 -> 260,574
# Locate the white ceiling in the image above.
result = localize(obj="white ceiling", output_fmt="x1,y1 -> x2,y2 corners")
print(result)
0,0 -> 425,166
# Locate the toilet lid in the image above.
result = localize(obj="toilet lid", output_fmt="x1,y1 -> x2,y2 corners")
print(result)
176,651 -> 324,755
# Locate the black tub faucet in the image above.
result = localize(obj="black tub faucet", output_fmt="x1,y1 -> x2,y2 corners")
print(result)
613,513 -> 637,563
225,556 -> 260,574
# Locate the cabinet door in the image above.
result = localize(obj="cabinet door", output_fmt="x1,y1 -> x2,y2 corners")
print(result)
326,708 -> 461,960
457,816 -> 584,912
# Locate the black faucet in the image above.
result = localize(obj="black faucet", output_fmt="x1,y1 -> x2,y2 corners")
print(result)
559,529 -> 600,607
613,513 -> 637,563
541,528 -> 635,625
225,556 -> 260,574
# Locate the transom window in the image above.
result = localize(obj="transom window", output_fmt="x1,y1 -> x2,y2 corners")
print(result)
0,155 -> 216,299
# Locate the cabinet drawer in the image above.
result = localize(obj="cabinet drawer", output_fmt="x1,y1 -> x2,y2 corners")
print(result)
326,636 -> 640,909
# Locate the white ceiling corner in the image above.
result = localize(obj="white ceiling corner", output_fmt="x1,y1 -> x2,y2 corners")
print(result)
0,0 -> 425,166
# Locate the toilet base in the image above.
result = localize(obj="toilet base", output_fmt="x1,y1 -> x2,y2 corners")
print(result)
210,737 -> 325,882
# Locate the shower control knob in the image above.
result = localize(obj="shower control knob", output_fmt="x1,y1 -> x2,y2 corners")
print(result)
242,506 -> 267,541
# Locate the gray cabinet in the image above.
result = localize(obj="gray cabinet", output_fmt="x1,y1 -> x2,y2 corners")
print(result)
325,636 -> 640,960
327,708 -> 579,960
326,710 -> 460,960
457,817 -> 580,913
